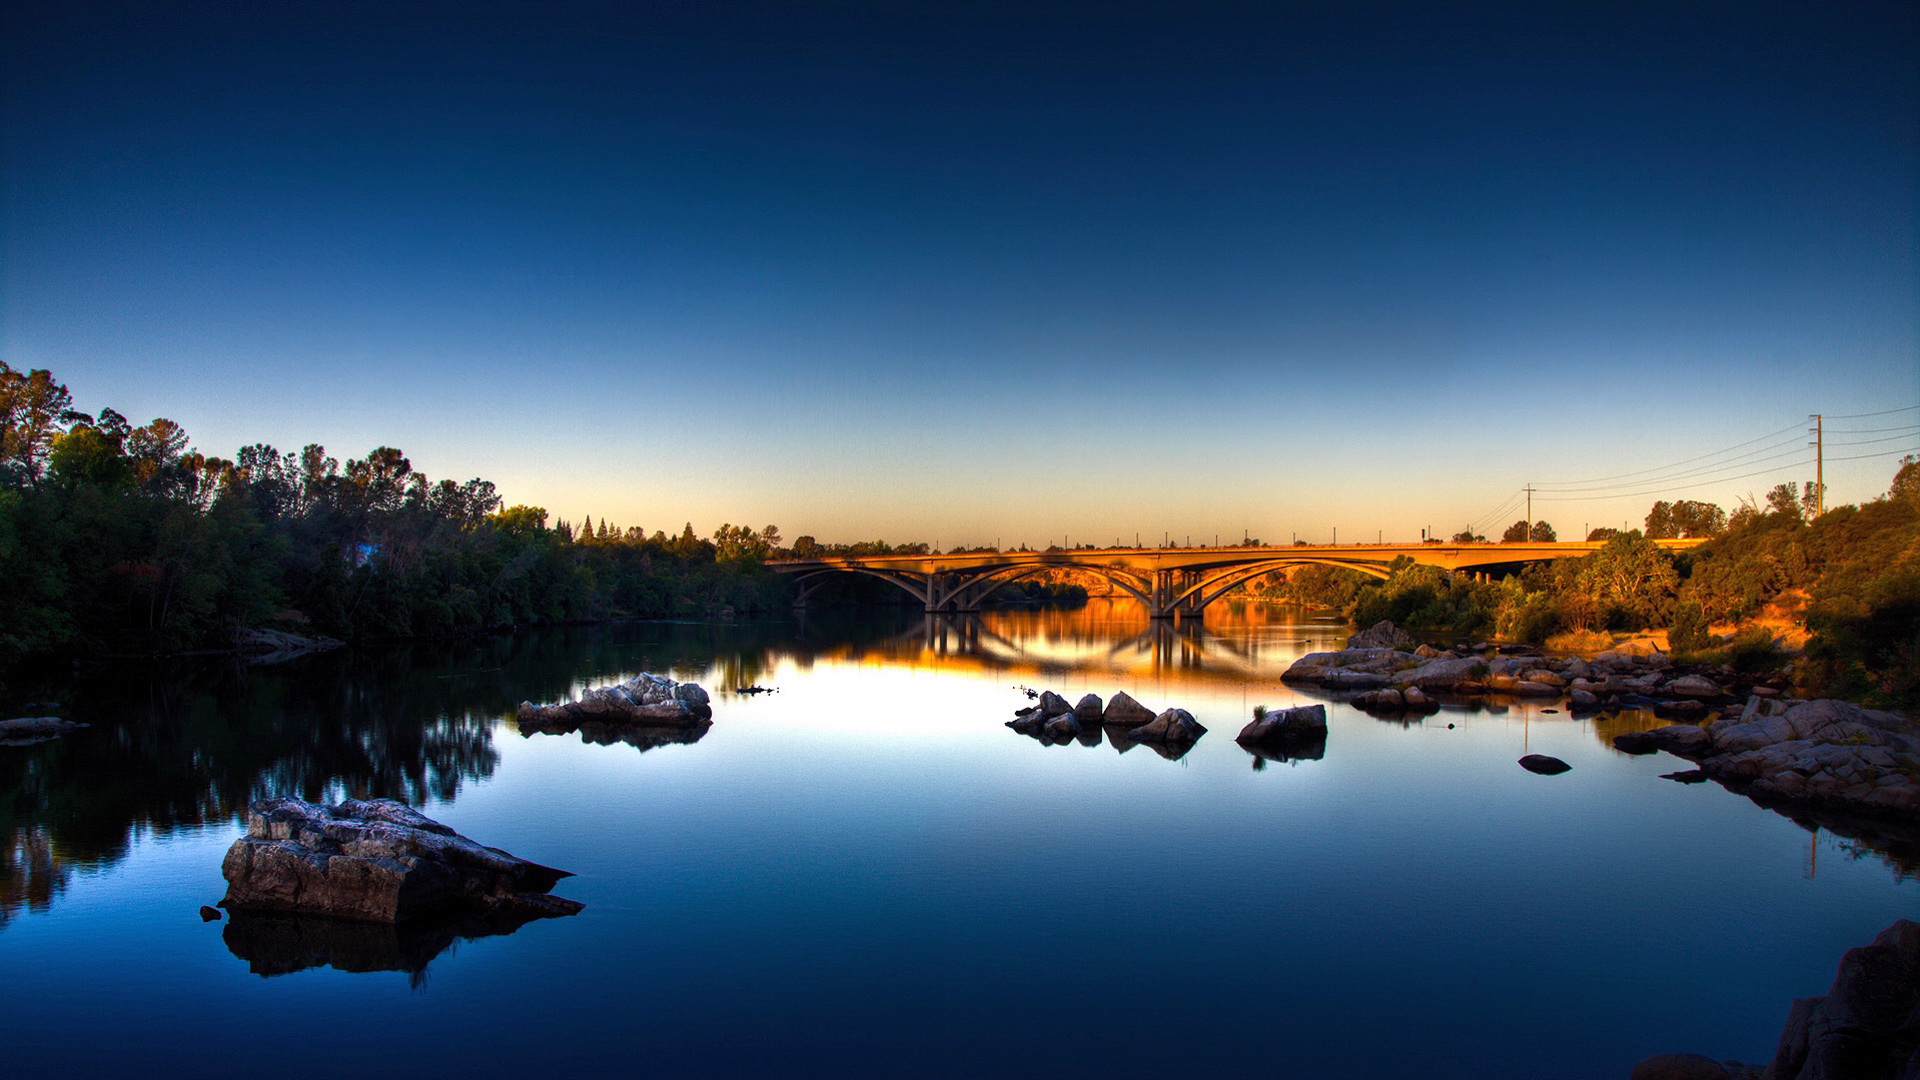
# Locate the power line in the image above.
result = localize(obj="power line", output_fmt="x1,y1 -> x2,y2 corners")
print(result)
1533,457 -> 1817,502
1529,420 -> 1804,489
1534,439 -> 1814,495
1824,422 -> 1920,435
1827,444 -> 1920,463
1533,433 -> 1810,493
1827,431 -> 1920,447
1824,404 -> 1920,420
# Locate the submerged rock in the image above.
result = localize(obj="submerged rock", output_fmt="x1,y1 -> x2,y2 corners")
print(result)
1518,754 -> 1571,775
1612,725 -> 1712,757
1628,1053 -> 1758,1080
0,716 -> 87,745
220,797 -> 583,924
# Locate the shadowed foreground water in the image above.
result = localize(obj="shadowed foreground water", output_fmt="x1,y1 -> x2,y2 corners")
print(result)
1,601 -> 1913,1078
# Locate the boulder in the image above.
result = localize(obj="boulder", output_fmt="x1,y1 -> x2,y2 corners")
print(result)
1390,657 -> 1486,690
1128,708 -> 1207,744
1037,691 -> 1074,718
516,673 -> 712,728
200,905 -> 223,922
1354,689 -> 1405,711
0,716 -> 88,745
1401,686 -> 1437,711
1569,689 -> 1600,709
1236,704 -> 1328,746
220,797 -> 582,924
1644,919 -> 1920,1080
1042,714 -> 1082,742
1072,694 -> 1104,723
1102,691 -> 1156,726
1518,754 -> 1571,775
1007,709 -> 1048,736
1761,919 -> 1920,1080
1665,674 -> 1724,699
1346,620 -> 1413,650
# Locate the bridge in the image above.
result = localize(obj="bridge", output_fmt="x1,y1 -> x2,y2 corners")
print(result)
767,540 -> 1707,618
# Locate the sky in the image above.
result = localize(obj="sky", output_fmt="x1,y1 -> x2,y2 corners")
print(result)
4,1 -> 1916,547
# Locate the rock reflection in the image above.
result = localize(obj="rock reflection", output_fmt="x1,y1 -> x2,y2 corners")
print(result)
1243,732 -> 1328,767
515,716 -> 711,752
222,908 -> 553,986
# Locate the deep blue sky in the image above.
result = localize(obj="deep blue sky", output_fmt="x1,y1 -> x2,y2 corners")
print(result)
5,1 -> 1915,543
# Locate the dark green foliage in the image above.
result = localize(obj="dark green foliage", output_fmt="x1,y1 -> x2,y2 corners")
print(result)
1350,559 -> 1501,637
1668,600 -> 1712,654
0,363 -> 797,676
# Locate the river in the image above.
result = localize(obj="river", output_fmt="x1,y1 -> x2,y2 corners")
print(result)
1,600 -> 1913,1077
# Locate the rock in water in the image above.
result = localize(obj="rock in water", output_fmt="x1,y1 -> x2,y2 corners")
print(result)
221,797 -> 583,924
1236,705 -> 1328,746
1072,693 -> 1104,723
1612,725 -> 1711,757
0,716 -> 88,745
1102,691 -> 1156,726
1346,620 -> 1412,650
1042,714 -> 1082,742
1128,708 -> 1206,744
200,905 -> 223,922
517,672 -> 712,728
1761,919 -> 1920,1080
1518,754 -> 1571,775
1037,691 -> 1074,718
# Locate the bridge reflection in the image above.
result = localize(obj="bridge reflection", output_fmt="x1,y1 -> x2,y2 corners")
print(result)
791,600 -> 1347,687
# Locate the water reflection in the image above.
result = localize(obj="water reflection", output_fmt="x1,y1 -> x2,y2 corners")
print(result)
222,908 -> 550,986
4,599 -> 1914,931
515,716 -> 711,752
0,648 -> 507,928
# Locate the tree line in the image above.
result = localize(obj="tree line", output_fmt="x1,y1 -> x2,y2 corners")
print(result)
0,362 -> 821,673
1261,460 -> 1920,709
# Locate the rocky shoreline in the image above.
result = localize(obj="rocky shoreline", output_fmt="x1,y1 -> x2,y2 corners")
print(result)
1281,621 -> 1917,824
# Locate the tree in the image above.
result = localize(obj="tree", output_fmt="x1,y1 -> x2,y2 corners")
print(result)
1670,500 -> 1726,538
1766,482 -> 1803,520
1502,520 -> 1529,543
1893,456 -> 1920,506
0,362 -> 74,485
1645,501 -> 1677,539
1450,528 -> 1485,543
1587,527 -> 1621,542
1529,521 -> 1556,542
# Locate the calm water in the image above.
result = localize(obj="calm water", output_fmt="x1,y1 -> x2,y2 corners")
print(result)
2,601 -> 1914,1078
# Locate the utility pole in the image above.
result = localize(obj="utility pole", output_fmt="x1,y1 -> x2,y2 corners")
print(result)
1523,484 -> 1535,540
1810,414 -> 1824,517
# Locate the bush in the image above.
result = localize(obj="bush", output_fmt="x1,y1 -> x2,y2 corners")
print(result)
1668,601 -> 1712,654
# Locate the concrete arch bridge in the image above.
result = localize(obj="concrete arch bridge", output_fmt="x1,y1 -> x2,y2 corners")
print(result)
768,540 -> 1705,619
